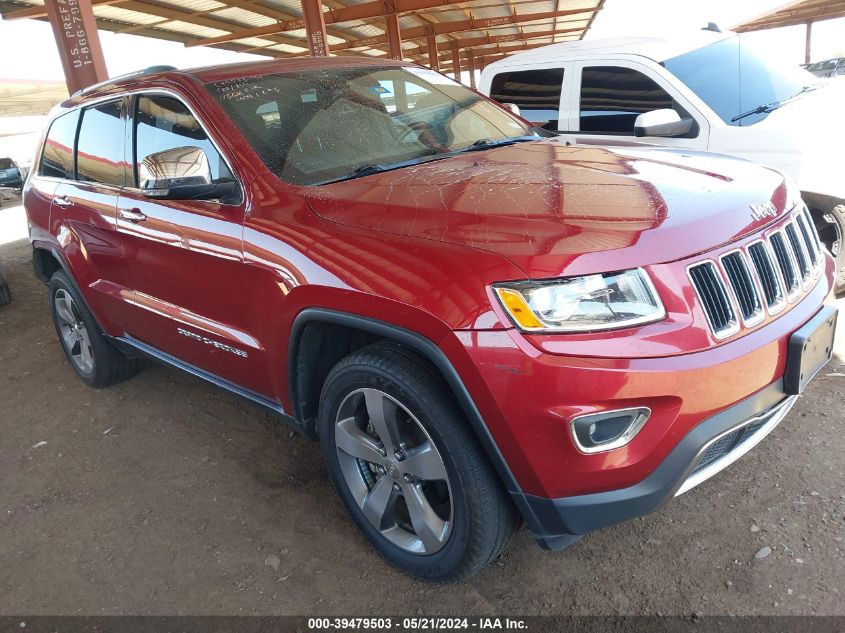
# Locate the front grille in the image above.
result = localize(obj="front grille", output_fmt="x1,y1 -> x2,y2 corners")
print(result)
688,261 -> 738,338
688,208 -> 823,340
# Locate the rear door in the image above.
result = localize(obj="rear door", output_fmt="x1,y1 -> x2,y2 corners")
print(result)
116,91 -> 273,397
485,63 -> 573,132
560,60 -> 709,149
26,109 -> 79,253
49,98 -> 137,331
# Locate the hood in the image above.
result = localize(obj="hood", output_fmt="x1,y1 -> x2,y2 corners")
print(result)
306,139 -> 788,279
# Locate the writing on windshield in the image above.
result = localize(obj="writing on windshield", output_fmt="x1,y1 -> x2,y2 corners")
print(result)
208,66 -> 535,186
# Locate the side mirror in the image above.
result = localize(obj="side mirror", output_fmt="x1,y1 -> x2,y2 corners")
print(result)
634,109 -> 695,138
139,146 -> 235,201
501,103 -> 521,116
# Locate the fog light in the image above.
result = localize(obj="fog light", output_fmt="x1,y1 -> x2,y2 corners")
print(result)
570,407 -> 651,454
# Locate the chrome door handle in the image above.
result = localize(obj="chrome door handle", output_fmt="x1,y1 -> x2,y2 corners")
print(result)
54,195 -> 73,208
118,208 -> 147,223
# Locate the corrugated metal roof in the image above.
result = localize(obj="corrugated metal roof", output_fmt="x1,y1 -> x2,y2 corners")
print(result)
0,0 -> 605,66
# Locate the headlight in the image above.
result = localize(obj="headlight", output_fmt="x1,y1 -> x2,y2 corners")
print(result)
493,268 -> 665,332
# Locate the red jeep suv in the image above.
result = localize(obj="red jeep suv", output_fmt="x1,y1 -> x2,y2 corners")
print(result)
25,58 -> 837,581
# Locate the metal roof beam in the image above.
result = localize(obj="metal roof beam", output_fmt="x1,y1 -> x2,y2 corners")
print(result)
404,25 -> 582,57
426,40 -> 552,65
734,0 -> 845,31
185,3 -> 596,48
3,0 -> 119,20
321,9 -> 592,52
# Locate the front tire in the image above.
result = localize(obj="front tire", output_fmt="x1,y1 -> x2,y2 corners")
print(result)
48,271 -> 139,388
826,205 -> 845,296
318,342 -> 519,582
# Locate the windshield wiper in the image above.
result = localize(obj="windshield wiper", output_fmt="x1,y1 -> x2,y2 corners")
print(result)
314,135 -> 539,185
315,154 -> 446,185
731,85 -> 818,123
455,135 -> 539,153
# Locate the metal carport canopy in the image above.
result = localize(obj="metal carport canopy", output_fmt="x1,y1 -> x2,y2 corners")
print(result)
0,0 -> 604,92
733,0 -> 845,63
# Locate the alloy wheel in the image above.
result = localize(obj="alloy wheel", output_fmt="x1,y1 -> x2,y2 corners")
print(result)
54,289 -> 94,374
334,387 -> 453,555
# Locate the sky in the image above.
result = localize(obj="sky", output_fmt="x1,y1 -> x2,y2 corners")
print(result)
586,0 -> 845,64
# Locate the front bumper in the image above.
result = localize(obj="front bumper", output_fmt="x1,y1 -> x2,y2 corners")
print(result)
507,300 -> 836,550
515,381 -> 796,550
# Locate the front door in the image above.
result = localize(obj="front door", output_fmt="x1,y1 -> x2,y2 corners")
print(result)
117,92 -> 273,398
559,60 -> 709,150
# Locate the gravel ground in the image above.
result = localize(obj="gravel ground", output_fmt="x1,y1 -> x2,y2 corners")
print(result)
0,201 -> 843,616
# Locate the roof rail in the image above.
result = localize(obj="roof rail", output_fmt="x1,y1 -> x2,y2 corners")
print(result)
71,65 -> 179,98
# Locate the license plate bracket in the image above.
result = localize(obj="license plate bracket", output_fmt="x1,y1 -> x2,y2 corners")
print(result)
784,305 -> 838,395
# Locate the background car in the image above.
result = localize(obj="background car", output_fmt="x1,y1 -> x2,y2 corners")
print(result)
805,57 -> 845,78
0,156 -> 25,192
479,30 -> 845,296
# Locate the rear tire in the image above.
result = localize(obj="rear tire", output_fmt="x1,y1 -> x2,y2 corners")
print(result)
318,342 -> 519,582
48,271 -> 139,388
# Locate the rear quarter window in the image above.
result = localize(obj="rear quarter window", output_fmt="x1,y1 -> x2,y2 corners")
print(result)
39,110 -> 80,179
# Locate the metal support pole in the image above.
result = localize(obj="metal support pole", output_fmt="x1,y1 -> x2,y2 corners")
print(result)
451,42 -> 461,82
302,0 -> 329,56
427,31 -> 439,71
805,20 -> 813,64
45,0 -> 108,94
467,50 -> 476,89
385,11 -> 403,60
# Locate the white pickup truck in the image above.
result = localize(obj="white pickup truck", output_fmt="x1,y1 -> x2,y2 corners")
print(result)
479,31 -> 845,294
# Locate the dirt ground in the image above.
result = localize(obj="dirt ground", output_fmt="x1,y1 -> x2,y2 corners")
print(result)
0,199 -> 843,616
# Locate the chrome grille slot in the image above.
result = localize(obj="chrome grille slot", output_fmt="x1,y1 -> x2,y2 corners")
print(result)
747,241 -> 785,312
784,221 -> 811,280
688,261 -> 738,339
795,210 -> 821,267
720,251 -> 763,325
690,209 -> 822,339
769,231 -> 800,298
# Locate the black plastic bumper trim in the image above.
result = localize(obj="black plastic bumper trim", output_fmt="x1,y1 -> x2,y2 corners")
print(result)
516,380 -> 789,550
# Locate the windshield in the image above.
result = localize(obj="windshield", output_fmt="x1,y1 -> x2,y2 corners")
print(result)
663,35 -> 817,126
207,65 -> 537,186
0,158 -> 15,170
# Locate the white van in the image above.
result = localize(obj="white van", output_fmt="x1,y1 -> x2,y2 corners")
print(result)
479,31 -> 845,294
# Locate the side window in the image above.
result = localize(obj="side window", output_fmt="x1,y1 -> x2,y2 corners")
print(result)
579,66 -> 687,136
134,95 -> 237,191
489,68 -> 564,131
76,100 -> 125,187
39,110 -> 80,179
